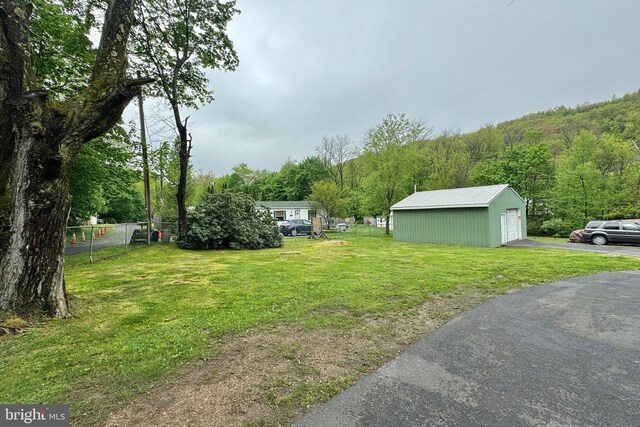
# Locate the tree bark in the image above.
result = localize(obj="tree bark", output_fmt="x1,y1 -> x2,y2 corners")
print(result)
0,93 -> 72,317
385,212 -> 391,235
0,0 -> 150,318
175,117 -> 191,241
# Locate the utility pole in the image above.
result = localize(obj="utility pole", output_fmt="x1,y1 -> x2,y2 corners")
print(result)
137,71 -> 152,246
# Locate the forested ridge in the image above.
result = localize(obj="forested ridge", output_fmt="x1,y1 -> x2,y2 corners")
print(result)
497,91 -> 640,141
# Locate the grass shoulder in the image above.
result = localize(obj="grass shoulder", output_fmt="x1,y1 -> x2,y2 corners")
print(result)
529,235 -> 571,244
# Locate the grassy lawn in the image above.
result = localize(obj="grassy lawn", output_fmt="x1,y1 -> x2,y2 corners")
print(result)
529,235 -> 571,244
65,243 -> 147,267
1,235 -> 638,425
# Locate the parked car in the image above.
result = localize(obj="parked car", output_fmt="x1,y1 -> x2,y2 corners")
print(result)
582,220 -> 640,245
280,219 -> 313,236
336,223 -> 349,232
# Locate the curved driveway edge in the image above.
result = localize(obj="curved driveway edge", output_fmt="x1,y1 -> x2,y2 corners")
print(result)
294,271 -> 640,427
507,239 -> 640,258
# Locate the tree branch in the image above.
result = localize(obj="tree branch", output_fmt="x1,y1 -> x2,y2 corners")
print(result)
91,0 -> 135,89
58,0 -> 155,147
124,76 -> 156,87
0,0 -> 37,103
136,6 -> 174,105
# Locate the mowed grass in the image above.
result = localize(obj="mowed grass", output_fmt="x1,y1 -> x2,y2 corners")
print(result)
529,235 -> 572,243
1,235 -> 638,425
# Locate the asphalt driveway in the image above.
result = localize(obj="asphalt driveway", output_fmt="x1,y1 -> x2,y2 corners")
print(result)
507,239 -> 640,258
294,271 -> 640,426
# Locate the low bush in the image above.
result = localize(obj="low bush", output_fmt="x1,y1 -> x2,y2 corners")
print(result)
179,191 -> 283,250
540,217 -> 583,237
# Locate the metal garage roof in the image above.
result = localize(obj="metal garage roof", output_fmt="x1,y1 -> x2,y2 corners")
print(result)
255,201 -> 314,209
391,184 -> 520,210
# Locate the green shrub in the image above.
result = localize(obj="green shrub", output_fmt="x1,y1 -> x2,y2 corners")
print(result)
179,191 -> 283,250
526,217 -> 546,236
540,217 -> 583,237
603,206 -> 640,220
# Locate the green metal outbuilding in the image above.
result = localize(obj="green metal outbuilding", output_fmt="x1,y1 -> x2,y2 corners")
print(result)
391,184 -> 527,247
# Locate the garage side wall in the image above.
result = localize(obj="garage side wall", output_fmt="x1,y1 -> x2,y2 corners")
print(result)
393,208 -> 491,247
487,189 -> 528,247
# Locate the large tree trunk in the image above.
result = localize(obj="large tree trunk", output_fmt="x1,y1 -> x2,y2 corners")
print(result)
0,96 -> 72,317
0,0 -> 150,318
175,119 -> 191,241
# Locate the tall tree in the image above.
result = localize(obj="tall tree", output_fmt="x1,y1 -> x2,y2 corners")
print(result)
281,157 -> 332,201
308,181 -> 346,229
550,132 -> 606,226
315,134 -> 358,190
422,130 -> 471,189
361,114 -> 430,234
151,137 -> 195,221
132,0 -> 240,240
228,163 -> 255,192
473,141 -> 554,221
462,125 -> 502,165
0,0 -> 151,317
251,170 -> 287,201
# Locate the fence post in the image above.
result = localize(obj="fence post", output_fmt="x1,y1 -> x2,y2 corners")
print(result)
125,223 -> 128,253
89,226 -> 94,264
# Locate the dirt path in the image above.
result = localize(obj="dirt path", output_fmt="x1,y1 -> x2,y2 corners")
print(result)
105,293 -> 488,427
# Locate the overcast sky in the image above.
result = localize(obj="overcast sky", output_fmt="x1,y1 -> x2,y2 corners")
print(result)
126,0 -> 640,176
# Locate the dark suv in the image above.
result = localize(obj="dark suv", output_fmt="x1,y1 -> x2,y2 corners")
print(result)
583,220 -> 640,245
280,219 -> 313,236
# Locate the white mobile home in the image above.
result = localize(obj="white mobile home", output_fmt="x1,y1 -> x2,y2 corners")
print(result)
255,201 -> 317,221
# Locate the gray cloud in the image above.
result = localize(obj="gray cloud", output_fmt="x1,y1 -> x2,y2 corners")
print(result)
127,0 -> 640,175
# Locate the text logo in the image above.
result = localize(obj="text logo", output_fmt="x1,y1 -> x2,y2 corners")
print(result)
1,405 -> 69,426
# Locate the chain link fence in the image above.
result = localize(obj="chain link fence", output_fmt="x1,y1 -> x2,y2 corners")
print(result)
349,223 -> 386,237
324,223 -> 385,237
64,220 -> 385,264
64,222 -> 177,263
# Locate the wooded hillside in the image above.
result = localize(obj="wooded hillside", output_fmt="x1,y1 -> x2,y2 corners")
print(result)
210,90 -> 640,236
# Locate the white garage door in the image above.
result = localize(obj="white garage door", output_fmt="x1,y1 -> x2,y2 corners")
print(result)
506,209 -> 520,242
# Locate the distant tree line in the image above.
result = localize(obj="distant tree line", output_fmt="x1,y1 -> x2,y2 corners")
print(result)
192,92 -> 640,236
70,88 -> 640,238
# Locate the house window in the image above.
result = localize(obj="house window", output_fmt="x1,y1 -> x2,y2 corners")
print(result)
308,210 -> 316,219
274,210 -> 285,221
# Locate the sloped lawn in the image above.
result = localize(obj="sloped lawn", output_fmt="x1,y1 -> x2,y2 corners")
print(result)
1,235 -> 638,425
